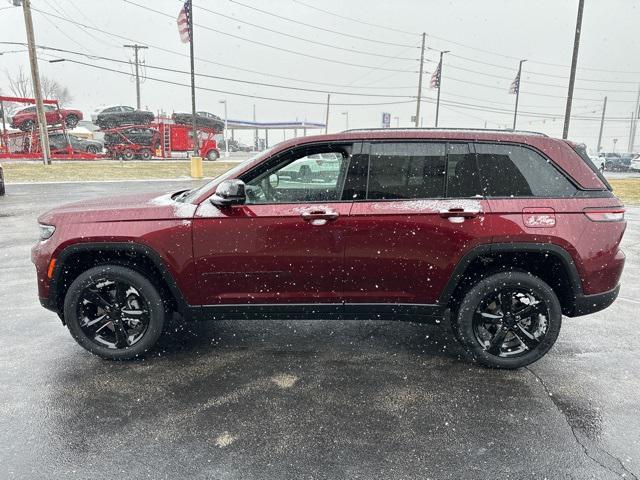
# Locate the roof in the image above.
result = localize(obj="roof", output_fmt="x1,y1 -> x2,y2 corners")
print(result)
226,119 -> 325,130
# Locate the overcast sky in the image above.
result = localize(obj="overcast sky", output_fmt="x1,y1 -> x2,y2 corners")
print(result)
1,0 -> 639,150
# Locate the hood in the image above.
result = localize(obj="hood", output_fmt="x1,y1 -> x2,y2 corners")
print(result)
38,191 -> 197,225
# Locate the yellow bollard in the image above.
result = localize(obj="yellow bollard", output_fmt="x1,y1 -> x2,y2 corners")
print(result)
190,156 -> 203,179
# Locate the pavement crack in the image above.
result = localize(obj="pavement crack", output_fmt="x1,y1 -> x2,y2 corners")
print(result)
525,366 -> 638,480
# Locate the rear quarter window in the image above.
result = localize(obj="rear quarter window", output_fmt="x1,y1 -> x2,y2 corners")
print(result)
475,143 -> 577,197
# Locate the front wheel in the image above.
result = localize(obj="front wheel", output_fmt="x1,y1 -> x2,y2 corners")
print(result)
63,265 -> 166,360
453,271 -> 562,369
65,115 -> 79,128
206,149 -> 219,161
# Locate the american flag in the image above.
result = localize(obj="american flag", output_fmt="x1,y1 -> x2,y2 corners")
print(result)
177,0 -> 192,43
509,71 -> 520,94
430,60 -> 441,89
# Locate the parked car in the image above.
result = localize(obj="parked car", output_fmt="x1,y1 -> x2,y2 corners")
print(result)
0,163 -> 4,196
93,105 -> 154,129
599,152 -> 632,171
279,152 -> 341,182
10,105 -> 83,131
48,133 -> 103,154
172,111 -> 224,132
32,130 -> 625,368
217,139 -> 253,153
629,158 -> 640,172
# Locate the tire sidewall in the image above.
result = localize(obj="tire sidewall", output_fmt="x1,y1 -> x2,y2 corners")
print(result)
455,271 -> 562,369
64,265 -> 165,360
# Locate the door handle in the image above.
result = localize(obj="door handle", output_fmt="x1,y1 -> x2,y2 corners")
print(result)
300,209 -> 339,224
439,208 -> 481,222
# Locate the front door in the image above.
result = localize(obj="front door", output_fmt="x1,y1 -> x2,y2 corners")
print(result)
192,144 -> 355,306
343,141 -> 492,305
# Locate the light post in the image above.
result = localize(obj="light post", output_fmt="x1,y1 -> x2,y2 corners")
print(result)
341,111 -> 349,131
219,99 -> 229,158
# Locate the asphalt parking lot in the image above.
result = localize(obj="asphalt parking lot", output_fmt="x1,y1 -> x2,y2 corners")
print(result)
1,181 -> 639,480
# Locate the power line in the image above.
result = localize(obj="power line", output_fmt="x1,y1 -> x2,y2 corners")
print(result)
227,0 -> 420,49
6,41 -> 415,98
27,6 -> 418,89
122,0 -> 419,72
39,55 -> 417,106
291,0 -> 418,36
193,1 -> 419,60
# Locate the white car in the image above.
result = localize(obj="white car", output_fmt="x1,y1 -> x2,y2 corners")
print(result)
629,159 -> 640,172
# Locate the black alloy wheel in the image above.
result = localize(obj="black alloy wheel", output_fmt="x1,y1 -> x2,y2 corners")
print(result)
454,271 -> 562,369
86,145 -> 99,154
20,119 -> 34,132
64,265 -> 166,359
65,115 -> 79,128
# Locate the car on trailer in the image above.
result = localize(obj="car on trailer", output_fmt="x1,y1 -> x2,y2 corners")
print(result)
49,133 -> 103,155
10,104 -> 83,131
172,111 -> 224,131
92,105 -> 154,130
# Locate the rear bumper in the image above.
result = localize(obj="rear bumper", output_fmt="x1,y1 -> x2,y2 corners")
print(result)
570,284 -> 620,317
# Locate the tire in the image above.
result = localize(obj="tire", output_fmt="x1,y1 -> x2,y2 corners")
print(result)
139,149 -> 152,160
63,265 -> 166,360
65,115 -> 79,128
122,149 -> 135,161
86,145 -> 99,154
453,271 -> 562,369
605,161 -> 613,171
20,119 -> 34,132
206,150 -> 219,161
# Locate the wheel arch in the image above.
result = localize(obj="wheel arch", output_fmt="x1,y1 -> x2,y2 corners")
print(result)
49,242 -> 190,319
439,243 -> 583,316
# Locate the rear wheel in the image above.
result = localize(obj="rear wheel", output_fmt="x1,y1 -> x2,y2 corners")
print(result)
63,265 -> 166,360
65,115 -> 79,128
453,271 -> 562,369
86,145 -> 99,154
139,148 -> 152,160
122,148 -> 135,161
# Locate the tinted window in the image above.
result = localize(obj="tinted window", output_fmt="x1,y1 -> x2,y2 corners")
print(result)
122,106 -> 135,112
475,143 -> 577,197
446,143 -> 482,198
367,142 -> 446,199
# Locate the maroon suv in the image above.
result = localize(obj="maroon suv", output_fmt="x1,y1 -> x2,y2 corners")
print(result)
32,129 -> 626,368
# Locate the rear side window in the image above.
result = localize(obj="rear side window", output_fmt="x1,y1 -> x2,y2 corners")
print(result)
475,143 -> 577,197
367,142 -> 446,199
446,143 -> 482,198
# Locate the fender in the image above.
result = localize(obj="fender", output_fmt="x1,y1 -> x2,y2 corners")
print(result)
438,242 -> 583,305
49,241 -> 191,314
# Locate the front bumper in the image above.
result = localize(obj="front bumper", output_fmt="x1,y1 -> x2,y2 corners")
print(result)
570,284 -> 620,317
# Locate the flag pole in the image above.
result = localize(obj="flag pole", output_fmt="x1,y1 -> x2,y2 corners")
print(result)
188,1 -> 198,157
434,50 -> 449,128
512,59 -> 527,130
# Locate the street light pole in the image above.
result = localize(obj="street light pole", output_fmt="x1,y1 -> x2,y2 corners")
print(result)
513,59 -> 527,130
563,0 -> 585,139
17,0 -> 51,165
219,100 -> 229,158
596,96 -> 607,153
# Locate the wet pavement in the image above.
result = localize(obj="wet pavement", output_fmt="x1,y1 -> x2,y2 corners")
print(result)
1,181 -> 638,480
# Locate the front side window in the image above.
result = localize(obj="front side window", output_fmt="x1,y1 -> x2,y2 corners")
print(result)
475,143 -> 577,197
244,149 -> 350,204
367,142 -> 446,200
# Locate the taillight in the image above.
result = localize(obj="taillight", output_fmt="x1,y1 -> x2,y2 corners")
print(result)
583,208 -> 625,222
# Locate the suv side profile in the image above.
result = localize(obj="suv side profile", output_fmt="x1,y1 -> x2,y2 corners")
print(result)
32,130 -> 626,368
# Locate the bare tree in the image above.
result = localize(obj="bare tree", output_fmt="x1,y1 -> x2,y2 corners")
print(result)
5,66 -> 73,106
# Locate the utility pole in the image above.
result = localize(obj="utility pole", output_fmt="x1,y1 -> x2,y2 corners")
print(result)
18,0 -> 50,165
563,0 -> 585,139
186,0 -> 198,157
123,44 -> 148,110
628,85 -> 640,152
253,104 -> 258,150
324,94 -> 330,134
415,32 -> 426,128
434,50 -> 449,128
513,59 -> 527,130
596,96 -> 607,153
341,111 -> 349,131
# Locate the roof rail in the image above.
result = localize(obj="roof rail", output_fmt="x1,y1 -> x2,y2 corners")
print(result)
342,127 -> 548,137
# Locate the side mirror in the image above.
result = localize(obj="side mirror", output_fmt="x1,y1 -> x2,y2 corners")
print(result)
210,179 -> 246,207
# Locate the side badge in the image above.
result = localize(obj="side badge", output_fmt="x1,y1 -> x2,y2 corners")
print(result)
523,207 -> 556,228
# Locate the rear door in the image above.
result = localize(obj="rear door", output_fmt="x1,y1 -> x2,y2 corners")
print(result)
343,141 -> 492,305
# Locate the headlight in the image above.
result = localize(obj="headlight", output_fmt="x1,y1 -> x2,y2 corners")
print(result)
39,224 -> 56,241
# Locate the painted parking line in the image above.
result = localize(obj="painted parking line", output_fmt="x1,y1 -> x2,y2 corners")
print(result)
618,297 -> 640,305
